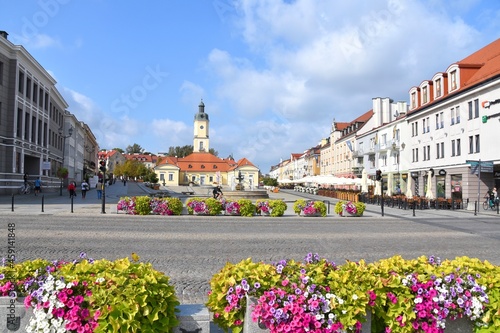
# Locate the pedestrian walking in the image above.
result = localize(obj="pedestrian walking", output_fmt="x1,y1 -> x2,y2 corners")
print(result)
81,180 -> 89,198
34,177 -> 42,196
97,182 -> 103,199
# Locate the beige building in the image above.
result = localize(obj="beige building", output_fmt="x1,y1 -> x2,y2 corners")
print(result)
155,101 -> 260,189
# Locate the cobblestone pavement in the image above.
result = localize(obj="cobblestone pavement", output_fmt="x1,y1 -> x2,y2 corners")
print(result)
1,183 -> 499,305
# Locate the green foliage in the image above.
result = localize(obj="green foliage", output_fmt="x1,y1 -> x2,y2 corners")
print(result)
126,143 -> 145,154
355,202 -> 366,216
293,199 -> 326,216
208,255 -> 500,333
334,201 -> 344,214
269,199 -> 287,217
261,176 -> 278,187
1,257 -> 179,333
206,258 -> 281,333
334,201 -> 366,216
186,197 -> 223,215
293,199 -> 307,215
56,167 -> 69,179
134,196 -> 151,215
313,201 -> 327,217
237,199 -> 255,217
165,197 -> 183,215
205,198 -> 223,215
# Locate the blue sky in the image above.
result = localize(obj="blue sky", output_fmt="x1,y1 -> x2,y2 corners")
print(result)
1,0 -> 499,172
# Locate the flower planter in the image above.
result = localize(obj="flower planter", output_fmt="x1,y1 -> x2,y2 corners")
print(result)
444,317 -> 473,332
260,211 -> 270,216
0,296 -> 31,332
302,213 -> 322,217
341,207 -> 363,217
244,295 -> 268,333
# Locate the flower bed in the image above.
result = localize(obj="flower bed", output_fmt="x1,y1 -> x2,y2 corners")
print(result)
207,254 -> 500,333
334,200 -> 366,217
256,199 -> 287,217
293,199 -> 327,217
186,197 -> 223,215
117,196 -> 183,215
0,253 -> 179,332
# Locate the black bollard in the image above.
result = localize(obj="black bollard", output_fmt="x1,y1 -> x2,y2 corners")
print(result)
413,202 -> 416,217
71,195 -> 74,213
11,194 -> 14,212
474,201 -> 477,216
42,195 -> 44,212
497,201 -> 499,215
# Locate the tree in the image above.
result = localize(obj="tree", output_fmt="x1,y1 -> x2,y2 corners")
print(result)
112,147 -> 125,153
126,143 -> 145,154
166,145 -> 218,157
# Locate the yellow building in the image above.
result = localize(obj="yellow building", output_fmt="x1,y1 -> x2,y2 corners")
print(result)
155,101 -> 260,189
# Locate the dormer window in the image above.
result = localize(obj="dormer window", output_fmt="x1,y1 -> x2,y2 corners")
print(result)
188,164 -> 192,168
450,70 -> 457,90
435,78 -> 442,97
411,91 -> 417,109
422,86 -> 428,104
201,165 -> 205,169
213,165 -> 217,169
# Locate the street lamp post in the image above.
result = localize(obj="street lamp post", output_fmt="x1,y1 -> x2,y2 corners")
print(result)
59,126 -> 73,196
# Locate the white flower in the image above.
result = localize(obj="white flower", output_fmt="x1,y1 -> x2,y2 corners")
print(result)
352,294 -> 358,300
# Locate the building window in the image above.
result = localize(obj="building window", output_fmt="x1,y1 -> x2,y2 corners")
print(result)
18,71 -> 24,94
381,154 -> 387,166
456,106 -> 460,123
468,101 -> 473,120
412,148 -> 419,162
26,77 -> 31,99
422,119 -> 426,133
0,61 -> 3,86
451,108 -> 455,125
33,83 -> 38,104
436,143 -> 440,159
474,99 -> 479,118
435,114 -> 439,130
411,92 -> 416,109
440,142 -> 444,158
451,140 -> 456,156
440,112 -> 444,128
475,134 -> 480,153
168,173 -> 173,181
450,70 -> 457,90
436,78 -> 441,97
469,136 -> 473,154
457,138 -> 461,156
422,86 -> 428,104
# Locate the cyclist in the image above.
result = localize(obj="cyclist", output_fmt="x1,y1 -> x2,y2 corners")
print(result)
486,188 -> 495,208
68,182 -> 76,198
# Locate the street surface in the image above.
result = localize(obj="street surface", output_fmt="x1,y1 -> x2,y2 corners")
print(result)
1,182 -> 499,304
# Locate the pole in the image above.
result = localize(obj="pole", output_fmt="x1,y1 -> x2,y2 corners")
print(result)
71,195 -> 74,213
11,194 -> 14,212
41,195 -> 44,212
101,178 -> 106,214
476,159 -> 481,215
381,178 -> 384,217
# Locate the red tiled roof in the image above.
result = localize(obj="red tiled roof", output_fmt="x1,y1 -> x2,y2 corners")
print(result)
458,38 -> 500,87
409,38 -> 500,114
123,153 -> 157,163
169,152 -> 235,172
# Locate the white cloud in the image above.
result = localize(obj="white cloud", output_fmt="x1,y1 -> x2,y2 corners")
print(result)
151,119 -> 190,147
10,33 -> 61,49
202,0 -> 487,170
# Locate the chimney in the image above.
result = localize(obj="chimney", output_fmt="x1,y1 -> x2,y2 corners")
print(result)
0,31 -> 8,39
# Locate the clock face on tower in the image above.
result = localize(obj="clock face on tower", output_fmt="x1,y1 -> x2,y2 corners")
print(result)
200,125 -> 204,129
